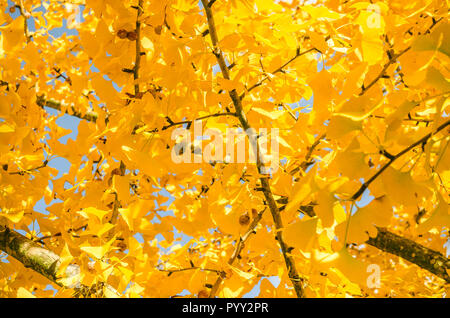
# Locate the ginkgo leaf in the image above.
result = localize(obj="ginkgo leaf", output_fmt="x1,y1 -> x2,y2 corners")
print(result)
80,236 -> 117,259
141,36 -> 154,52
283,217 -> 318,252
412,22 -> 449,57
217,77 -> 245,93
112,175 -> 132,203
302,6 -> 343,21
426,67 -> 450,92
417,194 -> 450,234
0,16 -> 25,52
309,32 -> 328,53
78,207 -> 110,222
0,122 -> 15,133
314,248 -> 368,287
251,107 -> 286,120
219,274 -> 245,298
335,195 -> 392,244
284,168 -> 317,221
315,190 -> 337,228
1,210 -> 24,223
381,167 -> 432,207
229,265 -> 255,280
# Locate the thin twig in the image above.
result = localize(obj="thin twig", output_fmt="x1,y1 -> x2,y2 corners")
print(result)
289,134 -> 326,176
209,208 -> 266,297
158,266 -> 221,274
360,46 -> 411,96
161,112 -> 237,130
360,17 -> 444,96
241,47 -> 317,100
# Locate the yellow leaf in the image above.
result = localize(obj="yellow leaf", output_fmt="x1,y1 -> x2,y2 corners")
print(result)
309,32 -> 328,53
381,167 -> 431,207
1,210 -> 24,223
217,77 -> 245,93
78,207 -> 110,222
119,199 -> 153,231
0,16 -> 25,52
412,22 -> 449,57
284,168 -> 316,221
284,217 -> 318,252
302,6 -> 343,21
118,266 -> 134,284
220,33 -> 241,50
17,287 -> 36,298
128,283 -> 145,298
219,274 -> 245,298
426,67 -> 450,92
251,107 -> 285,120
327,115 -> 362,139
141,36 -> 154,52
336,195 -> 392,244
229,265 -> 255,280
80,236 -> 116,259
0,122 -> 15,133
315,190 -> 336,228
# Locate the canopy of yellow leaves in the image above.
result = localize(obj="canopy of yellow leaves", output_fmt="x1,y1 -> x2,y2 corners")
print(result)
0,0 -> 448,298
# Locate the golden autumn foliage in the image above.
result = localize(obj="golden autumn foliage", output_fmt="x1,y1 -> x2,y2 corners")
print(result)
0,0 -> 449,298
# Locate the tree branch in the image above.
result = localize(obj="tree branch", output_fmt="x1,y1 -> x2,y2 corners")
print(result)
351,119 -> 450,201
359,46 -> 410,96
36,95 -> 98,123
158,266 -> 221,275
160,112 -> 237,131
360,17 -> 444,96
106,1 -> 144,237
289,133 -> 326,176
367,227 -> 450,283
17,0 -> 31,43
133,0 -> 143,96
285,206 -> 450,283
201,0 -> 305,298
0,225 -> 120,297
8,159 -> 49,176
